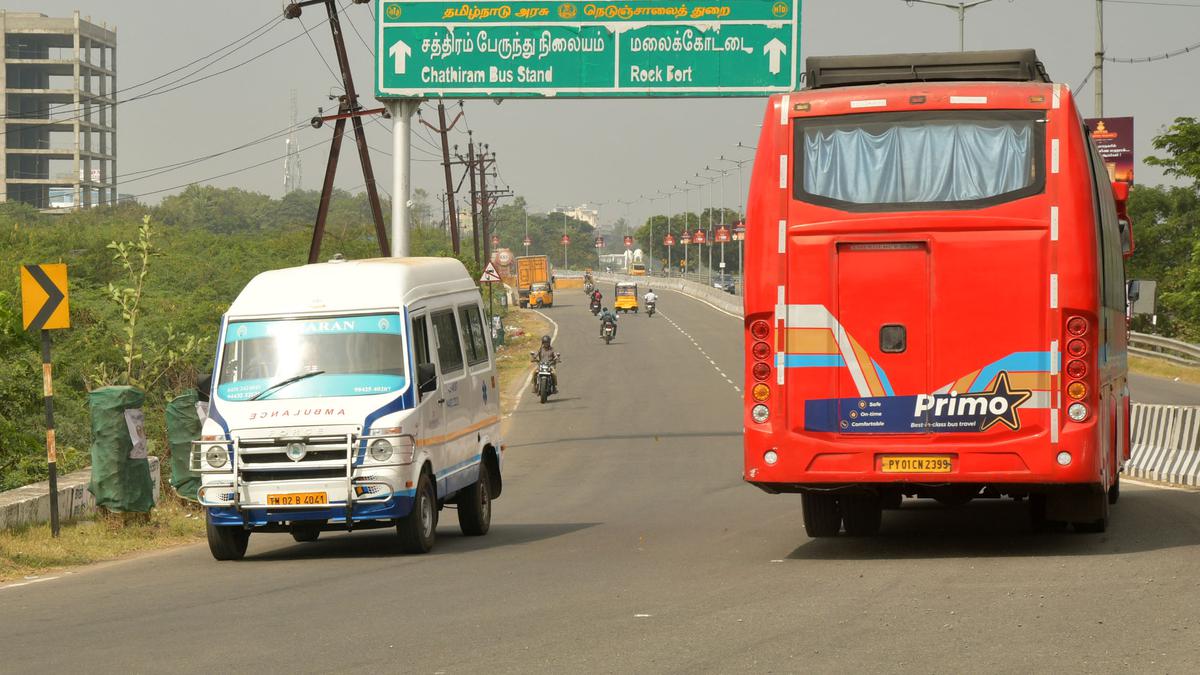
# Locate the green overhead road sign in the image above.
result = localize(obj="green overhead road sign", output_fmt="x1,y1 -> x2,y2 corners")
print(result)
375,0 -> 800,98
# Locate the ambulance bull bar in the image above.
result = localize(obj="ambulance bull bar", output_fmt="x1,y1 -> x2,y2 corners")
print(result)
191,432 -> 415,528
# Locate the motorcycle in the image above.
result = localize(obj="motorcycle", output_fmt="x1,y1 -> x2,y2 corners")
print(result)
602,321 -> 616,344
646,301 -> 656,318
590,298 -> 601,315
584,281 -> 595,294
530,353 -> 558,404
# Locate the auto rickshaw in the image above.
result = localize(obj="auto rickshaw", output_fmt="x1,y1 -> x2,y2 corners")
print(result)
529,282 -> 554,308
614,281 -> 638,313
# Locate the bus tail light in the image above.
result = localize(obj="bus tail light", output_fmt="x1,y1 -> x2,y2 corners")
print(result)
1063,312 -> 1095,425
752,363 -> 771,381
750,320 -> 770,339
1066,359 -> 1087,379
752,384 -> 771,402
752,341 -> 771,360
1067,338 -> 1087,357
752,405 -> 770,423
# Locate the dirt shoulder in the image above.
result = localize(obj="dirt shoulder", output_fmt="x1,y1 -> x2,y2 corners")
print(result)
1129,355 -> 1200,387
495,308 -> 553,417
0,498 -> 205,583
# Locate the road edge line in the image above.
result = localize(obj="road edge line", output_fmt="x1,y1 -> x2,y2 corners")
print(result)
1122,476 -> 1200,492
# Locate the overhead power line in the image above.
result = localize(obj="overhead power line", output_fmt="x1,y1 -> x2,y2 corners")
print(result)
0,15 -> 284,120
0,13 -> 330,137
1103,38 -> 1200,63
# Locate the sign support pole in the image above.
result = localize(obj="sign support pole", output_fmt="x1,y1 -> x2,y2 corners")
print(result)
42,330 -> 60,537
388,99 -> 419,257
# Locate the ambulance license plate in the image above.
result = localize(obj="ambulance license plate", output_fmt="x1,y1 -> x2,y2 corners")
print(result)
266,492 -> 328,506
880,456 -> 952,473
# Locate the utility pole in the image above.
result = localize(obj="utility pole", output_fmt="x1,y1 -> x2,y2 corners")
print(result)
467,139 -> 480,265
420,101 -> 465,255
479,146 -> 491,265
284,0 -> 390,263
1095,0 -> 1104,116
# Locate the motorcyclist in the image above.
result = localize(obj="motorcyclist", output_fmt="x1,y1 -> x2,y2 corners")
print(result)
531,335 -> 559,393
643,288 -> 658,307
598,307 -> 618,339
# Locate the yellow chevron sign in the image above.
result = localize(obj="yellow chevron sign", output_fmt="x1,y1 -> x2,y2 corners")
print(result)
20,263 -> 70,330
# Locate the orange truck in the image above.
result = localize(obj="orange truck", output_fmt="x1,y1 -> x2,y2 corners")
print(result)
516,255 -> 552,308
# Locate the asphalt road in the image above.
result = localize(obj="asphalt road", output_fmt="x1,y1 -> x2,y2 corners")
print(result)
4,290 -> 1200,673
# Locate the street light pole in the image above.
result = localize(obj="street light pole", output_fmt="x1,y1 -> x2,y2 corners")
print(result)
901,0 -> 997,51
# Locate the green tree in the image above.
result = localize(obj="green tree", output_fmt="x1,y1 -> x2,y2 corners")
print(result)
1146,117 -> 1200,186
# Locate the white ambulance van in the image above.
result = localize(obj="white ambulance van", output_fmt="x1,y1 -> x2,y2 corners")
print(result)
195,257 -> 503,560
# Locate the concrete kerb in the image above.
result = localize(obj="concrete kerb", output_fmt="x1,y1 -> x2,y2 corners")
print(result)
588,272 -> 744,317
0,457 -> 161,531
1127,403 -> 1200,487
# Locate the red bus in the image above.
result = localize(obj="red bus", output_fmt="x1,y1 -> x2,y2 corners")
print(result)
742,51 -> 1135,536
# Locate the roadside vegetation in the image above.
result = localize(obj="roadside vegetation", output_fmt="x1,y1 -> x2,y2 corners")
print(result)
0,497 -> 205,582
1129,355 -> 1200,386
0,187 -> 478,493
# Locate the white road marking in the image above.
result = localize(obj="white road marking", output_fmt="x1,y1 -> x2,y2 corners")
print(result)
0,575 -> 61,592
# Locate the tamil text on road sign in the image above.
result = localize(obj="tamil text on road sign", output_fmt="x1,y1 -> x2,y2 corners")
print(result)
480,261 -> 504,282
20,263 -> 70,330
376,0 -> 800,98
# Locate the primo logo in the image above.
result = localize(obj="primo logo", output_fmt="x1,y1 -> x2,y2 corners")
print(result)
912,372 -> 1033,432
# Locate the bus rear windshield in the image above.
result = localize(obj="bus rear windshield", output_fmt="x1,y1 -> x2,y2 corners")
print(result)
795,110 -> 1044,211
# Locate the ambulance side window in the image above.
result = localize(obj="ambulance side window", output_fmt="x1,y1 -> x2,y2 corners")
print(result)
431,310 -> 465,375
458,305 -> 489,367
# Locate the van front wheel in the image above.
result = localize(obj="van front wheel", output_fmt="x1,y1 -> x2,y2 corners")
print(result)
206,520 -> 250,561
398,473 -> 437,554
458,462 -> 492,536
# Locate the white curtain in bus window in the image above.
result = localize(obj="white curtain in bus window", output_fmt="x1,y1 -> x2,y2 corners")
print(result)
803,119 -> 1036,205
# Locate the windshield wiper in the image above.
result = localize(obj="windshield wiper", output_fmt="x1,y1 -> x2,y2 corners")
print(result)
250,370 -> 326,401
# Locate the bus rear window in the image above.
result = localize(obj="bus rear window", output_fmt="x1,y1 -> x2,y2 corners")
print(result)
795,110 -> 1044,211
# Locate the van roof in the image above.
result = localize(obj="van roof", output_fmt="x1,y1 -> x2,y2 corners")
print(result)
227,257 -> 477,318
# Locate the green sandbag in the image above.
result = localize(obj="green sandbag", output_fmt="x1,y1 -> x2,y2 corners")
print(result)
166,390 -> 202,501
88,386 -> 154,513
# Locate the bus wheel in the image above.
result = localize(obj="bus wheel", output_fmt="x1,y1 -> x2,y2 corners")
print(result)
398,473 -> 437,554
206,520 -> 250,561
1108,474 -> 1121,505
458,461 -> 492,536
842,494 -> 883,536
801,492 -> 841,538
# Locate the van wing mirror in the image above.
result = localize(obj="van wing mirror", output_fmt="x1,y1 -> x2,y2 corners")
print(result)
417,363 -> 438,394
1112,181 -> 1135,258
1127,279 -> 1157,316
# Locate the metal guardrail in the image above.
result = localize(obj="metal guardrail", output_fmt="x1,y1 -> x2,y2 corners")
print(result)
1129,332 -> 1200,368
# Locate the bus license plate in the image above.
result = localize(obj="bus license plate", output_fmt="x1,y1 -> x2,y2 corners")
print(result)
266,492 -> 329,506
880,456 -> 952,473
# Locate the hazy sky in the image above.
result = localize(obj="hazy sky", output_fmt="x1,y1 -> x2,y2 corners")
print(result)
25,0 -> 1200,228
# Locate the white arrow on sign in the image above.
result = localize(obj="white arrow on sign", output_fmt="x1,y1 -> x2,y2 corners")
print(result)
763,38 -> 787,76
389,39 -> 411,75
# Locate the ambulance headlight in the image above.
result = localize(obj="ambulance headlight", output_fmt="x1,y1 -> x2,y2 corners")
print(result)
369,439 -> 394,462
751,404 -> 770,423
205,447 -> 228,469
